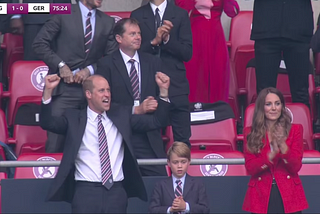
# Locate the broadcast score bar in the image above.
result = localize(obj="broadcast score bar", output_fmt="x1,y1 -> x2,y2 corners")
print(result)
0,3 -> 71,15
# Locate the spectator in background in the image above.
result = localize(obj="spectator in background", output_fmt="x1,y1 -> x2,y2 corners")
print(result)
33,0 -> 118,153
251,0 -> 313,108
9,0 -> 71,60
176,0 -> 239,103
149,141 -> 210,214
97,18 -> 168,176
131,0 -> 193,147
243,87 -> 308,214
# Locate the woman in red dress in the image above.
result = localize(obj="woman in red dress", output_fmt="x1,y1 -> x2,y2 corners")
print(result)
175,0 -> 239,103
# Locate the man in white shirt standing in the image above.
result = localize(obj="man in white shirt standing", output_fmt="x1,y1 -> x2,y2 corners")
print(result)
40,72 -> 170,213
33,0 -> 118,153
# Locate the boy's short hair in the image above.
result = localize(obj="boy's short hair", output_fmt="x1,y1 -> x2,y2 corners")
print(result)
167,142 -> 191,161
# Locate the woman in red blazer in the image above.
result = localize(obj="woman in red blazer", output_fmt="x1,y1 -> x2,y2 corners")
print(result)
242,87 -> 308,214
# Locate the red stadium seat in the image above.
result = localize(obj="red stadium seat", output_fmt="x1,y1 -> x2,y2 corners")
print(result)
188,151 -> 247,176
244,66 -> 318,123
299,150 -> 320,175
7,125 -> 47,156
228,11 -> 255,89
166,118 -> 238,152
244,103 -> 320,150
14,153 -> 62,179
1,61 -> 46,126
0,33 -> 24,80
104,11 -> 131,22
0,109 -> 8,159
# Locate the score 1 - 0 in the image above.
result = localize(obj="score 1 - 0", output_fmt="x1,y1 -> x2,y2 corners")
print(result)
7,4 -> 28,14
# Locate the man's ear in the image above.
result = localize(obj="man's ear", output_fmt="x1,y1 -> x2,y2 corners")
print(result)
115,34 -> 122,44
85,90 -> 91,99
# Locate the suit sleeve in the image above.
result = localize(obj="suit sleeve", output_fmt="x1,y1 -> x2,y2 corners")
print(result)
130,99 -> 170,132
188,180 -> 210,214
311,27 -> 320,52
149,182 -> 170,214
32,15 -> 63,71
103,19 -> 118,57
244,127 -> 274,176
280,124 -> 303,174
40,102 -> 68,135
160,10 -> 193,62
96,57 -> 112,81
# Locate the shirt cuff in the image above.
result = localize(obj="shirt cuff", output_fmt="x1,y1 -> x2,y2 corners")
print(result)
160,97 -> 170,103
72,68 -> 80,75
87,65 -> 94,75
42,97 -> 52,104
11,15 -> 21,19
185,202 -> 190,213
132,106 -> 135,114
167,207 -> 171,214
163,34 -> 170,45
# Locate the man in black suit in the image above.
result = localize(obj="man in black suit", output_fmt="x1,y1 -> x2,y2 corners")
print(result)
33,0 -> 118,153
141,0 -> 175,6
97,18 -> 167,176
131,0 -> 192,146
311,13 -> 320,53
9,0 -> 71,60
251,0 -> 314,108
40,72 -> 170,213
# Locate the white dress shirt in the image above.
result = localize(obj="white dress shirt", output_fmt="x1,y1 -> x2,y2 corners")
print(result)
75,106 -> 124,182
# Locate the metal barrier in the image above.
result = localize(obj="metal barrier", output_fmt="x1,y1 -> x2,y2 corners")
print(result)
1,157 -> 320,167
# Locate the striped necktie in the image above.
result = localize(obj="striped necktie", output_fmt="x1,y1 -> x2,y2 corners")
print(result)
97,114 -> 113,189
84,12 -> 92,55
174,179 -> 183,214
129,59 -> 140,100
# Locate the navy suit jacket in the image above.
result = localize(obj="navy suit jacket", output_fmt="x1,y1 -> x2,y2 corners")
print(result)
149,174 -> 210,213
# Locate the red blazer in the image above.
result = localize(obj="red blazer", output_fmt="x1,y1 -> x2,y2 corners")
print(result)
242,124 -> 308,213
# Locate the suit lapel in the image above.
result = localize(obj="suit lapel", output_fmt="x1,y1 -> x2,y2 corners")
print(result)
139,53 -> 149,101
164,177 -> 175,201
162,2 -> 175,23
89,11 -> 102,55
183,174 -> 193,199
72,4 -> 85,54
73,109 -> 87,157
113,50 -> 134,98
142,4 -> 156,36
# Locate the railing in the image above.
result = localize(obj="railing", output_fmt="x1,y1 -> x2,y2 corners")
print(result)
1,157 -> 320,167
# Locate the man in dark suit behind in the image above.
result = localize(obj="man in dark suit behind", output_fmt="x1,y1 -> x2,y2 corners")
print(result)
33,0 -> 118,153
131,0 -> 192,147
10,0 -> 71,60
251,0 -> 314,108
311,13 -> 320,53
97,18 -> 167,176
149,142 -> 210,213
40,72 -> 171,213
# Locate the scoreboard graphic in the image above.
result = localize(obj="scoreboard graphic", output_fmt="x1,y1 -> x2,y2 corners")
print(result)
0,3 -> 71,14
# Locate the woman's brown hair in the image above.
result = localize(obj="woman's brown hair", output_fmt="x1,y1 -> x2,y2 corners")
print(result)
247,87 -> 292,153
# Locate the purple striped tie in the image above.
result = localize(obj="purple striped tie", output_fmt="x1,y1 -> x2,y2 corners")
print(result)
129,59 -> 140,100
84,12 -> 92,55
174,180 -> 183,214
97,114 -> 113,189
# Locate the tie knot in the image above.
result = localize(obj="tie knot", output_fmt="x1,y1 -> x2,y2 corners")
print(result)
97,114 -> 102,121
156,8 -> 160,13
87,12 -> 92,17
176,179 -> 181,185
129,59 -> 135,64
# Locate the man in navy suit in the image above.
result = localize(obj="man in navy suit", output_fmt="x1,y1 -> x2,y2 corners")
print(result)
97,18 -> 167,176
131,0 -> 192,147
149,142 -> 210,213
40,72 -> 170,213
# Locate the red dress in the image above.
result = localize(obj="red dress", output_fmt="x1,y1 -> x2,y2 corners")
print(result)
175,0 -> 238,103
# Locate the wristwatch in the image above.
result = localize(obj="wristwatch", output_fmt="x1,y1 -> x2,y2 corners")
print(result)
58,61 -> 66,69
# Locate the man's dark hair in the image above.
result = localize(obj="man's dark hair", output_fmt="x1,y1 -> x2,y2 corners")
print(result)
113,18 -> 139,37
